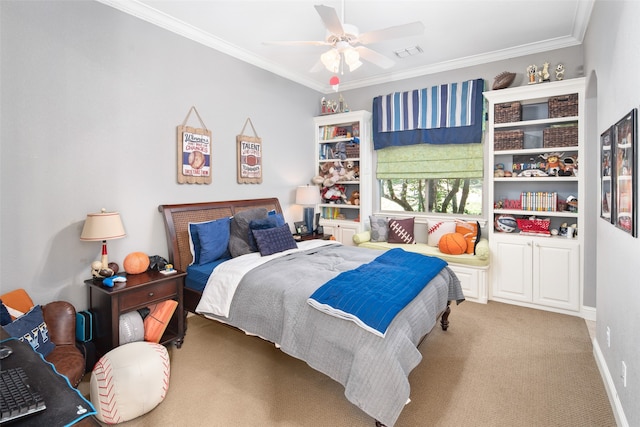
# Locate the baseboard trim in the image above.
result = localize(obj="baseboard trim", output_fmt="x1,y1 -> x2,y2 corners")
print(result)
592,338 -> 629,427
581,305 -> 596,321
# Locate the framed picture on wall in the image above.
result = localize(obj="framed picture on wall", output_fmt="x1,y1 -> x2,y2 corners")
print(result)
600,127 -> 613,222
612,108 -> 638,237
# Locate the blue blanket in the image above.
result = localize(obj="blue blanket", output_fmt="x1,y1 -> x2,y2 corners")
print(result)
307,248 -> 447,337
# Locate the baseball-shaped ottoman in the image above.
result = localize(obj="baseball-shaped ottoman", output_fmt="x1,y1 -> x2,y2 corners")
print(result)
90,341 -> 170,424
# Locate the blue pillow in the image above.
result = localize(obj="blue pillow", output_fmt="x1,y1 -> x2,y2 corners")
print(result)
252,224 -> 298,256
248,216 -> 280,252
0,300 -> 11,326
3,305 -> 55,357
268,210 -> 286,225
194,217 -> 232,265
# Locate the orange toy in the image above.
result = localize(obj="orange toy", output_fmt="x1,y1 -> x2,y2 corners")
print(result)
123,252 -> 150,274
438,233 -> 467,255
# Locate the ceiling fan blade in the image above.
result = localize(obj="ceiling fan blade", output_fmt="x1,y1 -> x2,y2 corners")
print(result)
357,21 -> 425,45
263,40 -> 330,47
355,46 -> 395,69
314,5 -> 344,36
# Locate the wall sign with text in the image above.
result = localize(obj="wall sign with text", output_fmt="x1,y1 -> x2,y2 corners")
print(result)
177,106 -> 212,185
237,118 -> 262,184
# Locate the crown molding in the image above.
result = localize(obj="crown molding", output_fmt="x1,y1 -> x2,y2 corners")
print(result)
97,0 -> 593,94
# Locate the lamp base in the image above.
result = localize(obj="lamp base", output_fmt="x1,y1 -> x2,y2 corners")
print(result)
303,207 -> 314,235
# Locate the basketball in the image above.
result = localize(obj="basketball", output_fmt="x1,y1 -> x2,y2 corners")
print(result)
495,215 -> 517,232
438,232 -> 467,255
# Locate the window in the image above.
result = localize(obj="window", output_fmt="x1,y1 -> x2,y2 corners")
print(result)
380,178 -> 483,216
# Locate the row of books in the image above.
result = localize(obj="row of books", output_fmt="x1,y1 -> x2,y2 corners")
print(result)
521,192 -> 558,212
319,124 -> 358,141
318,144 -> 338,160
322,206 -> 342,219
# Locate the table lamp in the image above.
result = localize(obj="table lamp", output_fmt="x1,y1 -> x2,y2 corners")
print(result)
296,185 -> 320,235
80,208 -> 126,269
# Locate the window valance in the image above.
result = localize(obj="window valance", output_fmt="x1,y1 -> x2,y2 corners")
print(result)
376,141 -> 484,179
372,78 -> 485,150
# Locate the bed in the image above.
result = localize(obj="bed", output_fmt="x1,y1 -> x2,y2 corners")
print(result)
159,198 -> 464,427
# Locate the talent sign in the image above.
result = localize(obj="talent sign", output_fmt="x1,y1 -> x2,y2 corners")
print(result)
237,118 -> 263,184
177,106 -> 212,184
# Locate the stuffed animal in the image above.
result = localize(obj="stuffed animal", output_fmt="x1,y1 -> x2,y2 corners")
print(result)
539,152 -> 564,176
348,191 -> 360,205
313,161 -> 343,186
321,183 -> 347,203
332,142 -> 347,160
340,160 -> 357,181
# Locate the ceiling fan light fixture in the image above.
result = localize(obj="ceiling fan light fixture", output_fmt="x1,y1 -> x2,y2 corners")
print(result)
321,49 -> 340,73
342,47 -> 361,71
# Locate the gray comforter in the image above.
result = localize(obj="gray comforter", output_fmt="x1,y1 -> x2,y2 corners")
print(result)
197,243 -> 464,426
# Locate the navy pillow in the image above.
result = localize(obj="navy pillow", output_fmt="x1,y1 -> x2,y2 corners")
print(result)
0,300 -> 11,326
252,224 -> 298,256
3,305 -> 55,357
188,217 -> 232,265
248,216 -> 280,251
195,217 -> 232,265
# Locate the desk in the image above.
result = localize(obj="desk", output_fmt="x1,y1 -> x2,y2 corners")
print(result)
0,330 -> 98,426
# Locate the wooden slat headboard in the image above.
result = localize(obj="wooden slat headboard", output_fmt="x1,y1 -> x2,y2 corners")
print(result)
158,198 -> 283,272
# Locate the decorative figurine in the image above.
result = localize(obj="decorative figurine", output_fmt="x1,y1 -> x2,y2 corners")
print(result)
527,64 -> 538,84
537,62 -> 551,83
555,63 -> 565,80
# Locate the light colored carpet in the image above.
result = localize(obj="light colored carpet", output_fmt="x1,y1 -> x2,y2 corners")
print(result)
82,301 -> 615,426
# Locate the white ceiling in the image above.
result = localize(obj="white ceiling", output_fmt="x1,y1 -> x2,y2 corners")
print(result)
97,0 -> 594,93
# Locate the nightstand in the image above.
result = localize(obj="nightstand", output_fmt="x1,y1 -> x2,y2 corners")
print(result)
85,270 -> 186,356
294,232 -> 333,241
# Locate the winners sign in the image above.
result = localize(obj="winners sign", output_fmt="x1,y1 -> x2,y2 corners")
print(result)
177,107 -> 212,184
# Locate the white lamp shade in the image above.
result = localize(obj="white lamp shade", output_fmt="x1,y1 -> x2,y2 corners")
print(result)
296,186 -> 321,206
343,48 -> 362,72
80,210 -> 126,241
320,49 -> 340,73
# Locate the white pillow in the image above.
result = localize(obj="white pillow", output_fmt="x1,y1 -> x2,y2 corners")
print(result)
426,220 -> 456,246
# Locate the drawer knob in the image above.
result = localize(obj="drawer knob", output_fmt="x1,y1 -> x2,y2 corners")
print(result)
148,292 -> 154,297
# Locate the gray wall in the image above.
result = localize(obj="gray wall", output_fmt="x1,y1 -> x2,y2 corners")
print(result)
0,1 -> 318,308
584,1 -> 640,425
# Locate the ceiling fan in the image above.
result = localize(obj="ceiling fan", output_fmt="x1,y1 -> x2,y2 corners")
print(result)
264,3 -> 425,73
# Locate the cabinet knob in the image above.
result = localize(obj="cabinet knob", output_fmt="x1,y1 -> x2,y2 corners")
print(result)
148,292 -> 154,297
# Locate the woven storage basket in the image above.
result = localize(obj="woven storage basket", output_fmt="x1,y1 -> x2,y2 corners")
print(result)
495,102 -> 522,123
495,130 -> 524,150
548,94 -> 578,118
516,218 -> 551,234
345,143 -> 359,158
543,126 -> 578,148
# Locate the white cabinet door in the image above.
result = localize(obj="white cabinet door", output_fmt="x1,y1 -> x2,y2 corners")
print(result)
492,236 -> 533,302
533,239 -> 580,311
322,221 -> 358,246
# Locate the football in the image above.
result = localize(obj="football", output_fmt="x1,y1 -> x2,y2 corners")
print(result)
495,215 -> 517,232
492,71 -> 516,90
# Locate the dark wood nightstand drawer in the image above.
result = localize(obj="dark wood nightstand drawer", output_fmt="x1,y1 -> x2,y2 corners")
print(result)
119,280 -> 177,312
